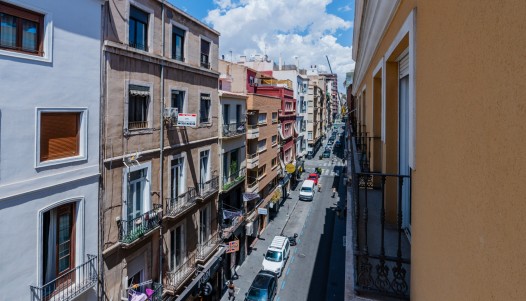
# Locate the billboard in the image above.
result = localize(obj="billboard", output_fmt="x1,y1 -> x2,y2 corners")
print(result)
177,113 -> 197,127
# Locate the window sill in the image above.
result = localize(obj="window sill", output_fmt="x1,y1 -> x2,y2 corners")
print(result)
271,165 -> 278,171
124,128 -> 154,136
257,174 -> 267,181
271,143 -> 278,147
258,148 -> 267,154
257,122 -> 267,126
36,155 -> 87,169
0,48 -> 51,63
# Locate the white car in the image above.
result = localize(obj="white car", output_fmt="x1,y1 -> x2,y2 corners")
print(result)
262,236 -> 290,277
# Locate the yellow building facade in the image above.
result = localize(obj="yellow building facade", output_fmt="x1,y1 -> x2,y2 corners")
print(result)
349,0 -> 526,300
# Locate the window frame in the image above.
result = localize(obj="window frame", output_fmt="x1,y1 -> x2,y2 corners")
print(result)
127,0 -> 153,53
122,161 -> 152,221
170,220 -> 186,271
257,139 -> 267,153
257,113 -> 267,125
125,80 -> 153,133
199,93 -> 212,124
199,35 -> 212,69
170,20 -> 187,62
271,135 -> 277,146
170,87 -> 187,114
35,108 -> 88,168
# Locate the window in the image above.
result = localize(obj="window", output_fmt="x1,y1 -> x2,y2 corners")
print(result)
0,2 -> 43,55
257,165 -> 266,179
249,76 -> 254,85
171,90 -> 185,113
285,148 -> 292,163
271,135 -> 277,146
170,157 -> 184,199
127,168 -> 147,221
42,203 -> 76,286
200,39 -> 210,68
199,204 -> 211,244
284,123 -> 292,134
170,224 -> 185,270
308,131 -> 313,140
271,112 -> 278,123
129,6 -> 148,51
129,85 -> 150,130
271,157 -> 278,168
172,26 -> 185,61
258,139 -> 267,152
285,102 -> 293,112
199,150 -> 210,191
199,94 -> 211,123
223,104 -> 230,125
39,112 -> 80,163
258,113 -> 267,125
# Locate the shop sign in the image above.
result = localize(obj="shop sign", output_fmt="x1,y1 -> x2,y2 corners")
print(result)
258,208 -> 268,215
176,113 -> 197,126
285,163 -> 296,174
226,240 -> 240,254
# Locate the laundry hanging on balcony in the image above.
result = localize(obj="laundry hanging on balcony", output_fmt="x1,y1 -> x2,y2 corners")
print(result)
223,209 -> 242,220
243,192 -> 260,202
127,280 -> 156,301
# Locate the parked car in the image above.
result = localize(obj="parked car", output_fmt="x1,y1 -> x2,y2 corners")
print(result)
335,141 -> 341,148
299,180 -> 316,201
322,149 -> 331,158
245,271 -> 278,301
307,173 -> 319,185
327,140 -> 334,146
262,236 -> 291,277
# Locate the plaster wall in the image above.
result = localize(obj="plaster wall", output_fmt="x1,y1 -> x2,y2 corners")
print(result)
352,0 -> 526,299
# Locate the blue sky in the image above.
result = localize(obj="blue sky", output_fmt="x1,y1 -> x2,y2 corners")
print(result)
168,0 -> 355,89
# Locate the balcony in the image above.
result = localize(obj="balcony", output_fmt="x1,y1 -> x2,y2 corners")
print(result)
246,177 -> 259,193
166,252 -> 196,292
121,281 -> 162,301
119,204 -> 163,246
164,188 -> 198,220
222,168 -> 246,192
30,255 -> 97,301
350,126 -> 412,300
197,232 -> 221,262
221,213 -> 245,240
222,122 -> 246,138
197,176 -> 219,200
246,125 -> 259,139
200,53 -> 210,69
246,153 -> 259,169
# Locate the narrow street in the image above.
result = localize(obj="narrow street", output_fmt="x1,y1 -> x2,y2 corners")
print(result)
222,127 -> 347,301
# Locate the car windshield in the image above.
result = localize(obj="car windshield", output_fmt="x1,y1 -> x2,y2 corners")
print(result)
308,176 -> 316,180
301,186 -> 312,192
247,287 -> 269,300
265,250 -> 283,262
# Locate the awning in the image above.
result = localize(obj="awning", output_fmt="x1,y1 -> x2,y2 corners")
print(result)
129,85 -> 150,96
243,193 -> 260,202
279,174 -> 292,186
173,246 -> 226,301
200,94 -> 211,101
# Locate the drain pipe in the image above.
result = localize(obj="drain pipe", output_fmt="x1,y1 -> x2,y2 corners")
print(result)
159,0 -> 166,295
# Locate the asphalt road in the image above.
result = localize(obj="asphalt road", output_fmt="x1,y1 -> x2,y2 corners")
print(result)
222,130 -> 347,301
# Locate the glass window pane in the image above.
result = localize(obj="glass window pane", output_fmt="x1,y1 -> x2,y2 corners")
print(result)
0,13 -> 17,48
129,19 -> 136,45
21,19 -> 38,52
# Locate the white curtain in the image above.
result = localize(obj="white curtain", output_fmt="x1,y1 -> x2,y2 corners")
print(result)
44,210 -> 57,284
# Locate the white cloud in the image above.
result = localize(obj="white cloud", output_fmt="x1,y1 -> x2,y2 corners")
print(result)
338,5 -> 351,12
205,0 -> 355,90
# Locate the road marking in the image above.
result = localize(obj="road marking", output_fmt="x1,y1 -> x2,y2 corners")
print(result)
286,267 -> 291,275
276,297 -> 280,301
281,281 -> 286,289
291,256 -> 295,263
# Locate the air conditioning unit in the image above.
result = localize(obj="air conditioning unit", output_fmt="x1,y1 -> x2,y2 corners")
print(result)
163,107 -> 178,123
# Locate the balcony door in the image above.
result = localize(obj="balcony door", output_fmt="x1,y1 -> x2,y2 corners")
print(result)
199,150 -> 210,192
171,157 -> 185,200
42,203 -> 76,291
398,54 -> 411,233
170,223 -> 186,270
199,204 -> 211,244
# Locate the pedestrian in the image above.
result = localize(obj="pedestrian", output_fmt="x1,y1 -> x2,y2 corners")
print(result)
228,280 -> 236,300
318,182 -> 322,192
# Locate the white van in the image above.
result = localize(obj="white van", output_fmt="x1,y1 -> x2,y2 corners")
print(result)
261,236 -> 290,277
299,179 -> 316,201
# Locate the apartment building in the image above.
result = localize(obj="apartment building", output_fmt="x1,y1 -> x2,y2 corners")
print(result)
321,73 -> 338,124
0,1 -> 101,300
218,60 -> 282,253
347,0 -> 526,300
217,88 -> 247,279
306,68 -> 326,157
100,1 -> 222,300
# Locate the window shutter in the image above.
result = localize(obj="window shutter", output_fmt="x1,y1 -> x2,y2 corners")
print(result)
40,113 -> 80,161
399,54 -> 409,78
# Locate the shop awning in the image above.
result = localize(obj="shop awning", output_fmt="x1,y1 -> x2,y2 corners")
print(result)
243,192 -> 260,202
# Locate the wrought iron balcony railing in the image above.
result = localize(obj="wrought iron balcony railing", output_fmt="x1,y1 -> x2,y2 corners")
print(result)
119,204 -> 163,245
351,169 -> 411,299
128,121 -> 148,130
30,255 -> 97,301
197,176 -> 219,200
164,188 -> 198,219
121,281 -> 162,301
222,168 -> 246,192
166,252 -> 196,291
222,122 -> 246,138
197,232 -> 221,261
200,54 -> 210,69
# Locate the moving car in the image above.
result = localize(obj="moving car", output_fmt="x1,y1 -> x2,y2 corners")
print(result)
327,140 -> 333,146
245,271 -> 278,301
299,180 -> 316,201
335,141 -> 341,148
307,173 -> 319,185
261,236 -> 291,277
322,149 -> 331,158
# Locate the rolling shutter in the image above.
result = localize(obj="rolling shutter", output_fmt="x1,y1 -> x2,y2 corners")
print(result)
40,112 -> 80,161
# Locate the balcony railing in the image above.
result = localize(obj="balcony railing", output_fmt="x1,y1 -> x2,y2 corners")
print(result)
119,204 -> 163,245
246,153 -> 259,169
222,122 -> 246,138
350,125 -> 412,301
30,255 -> 97,301
197,232 -> 221,261
197,176 -> 219,200
246,177 -> 259,193
223,168 -> 246,192
221,213 -> 245,239
128,121 -> 148,130
166,252 -> 196,291
200,54 -> 210,69
129,42 -> 148,52
164,188 -> 198,219
122,281 -> 162,301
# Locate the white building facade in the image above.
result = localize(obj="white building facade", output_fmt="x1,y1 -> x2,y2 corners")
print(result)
0,1 -> 101,300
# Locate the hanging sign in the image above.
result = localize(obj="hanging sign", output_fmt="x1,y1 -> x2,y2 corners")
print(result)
226,240 -> 240,254
285,163 -> 296,174
177,113 -> 197,126
258,208 -> 268,215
